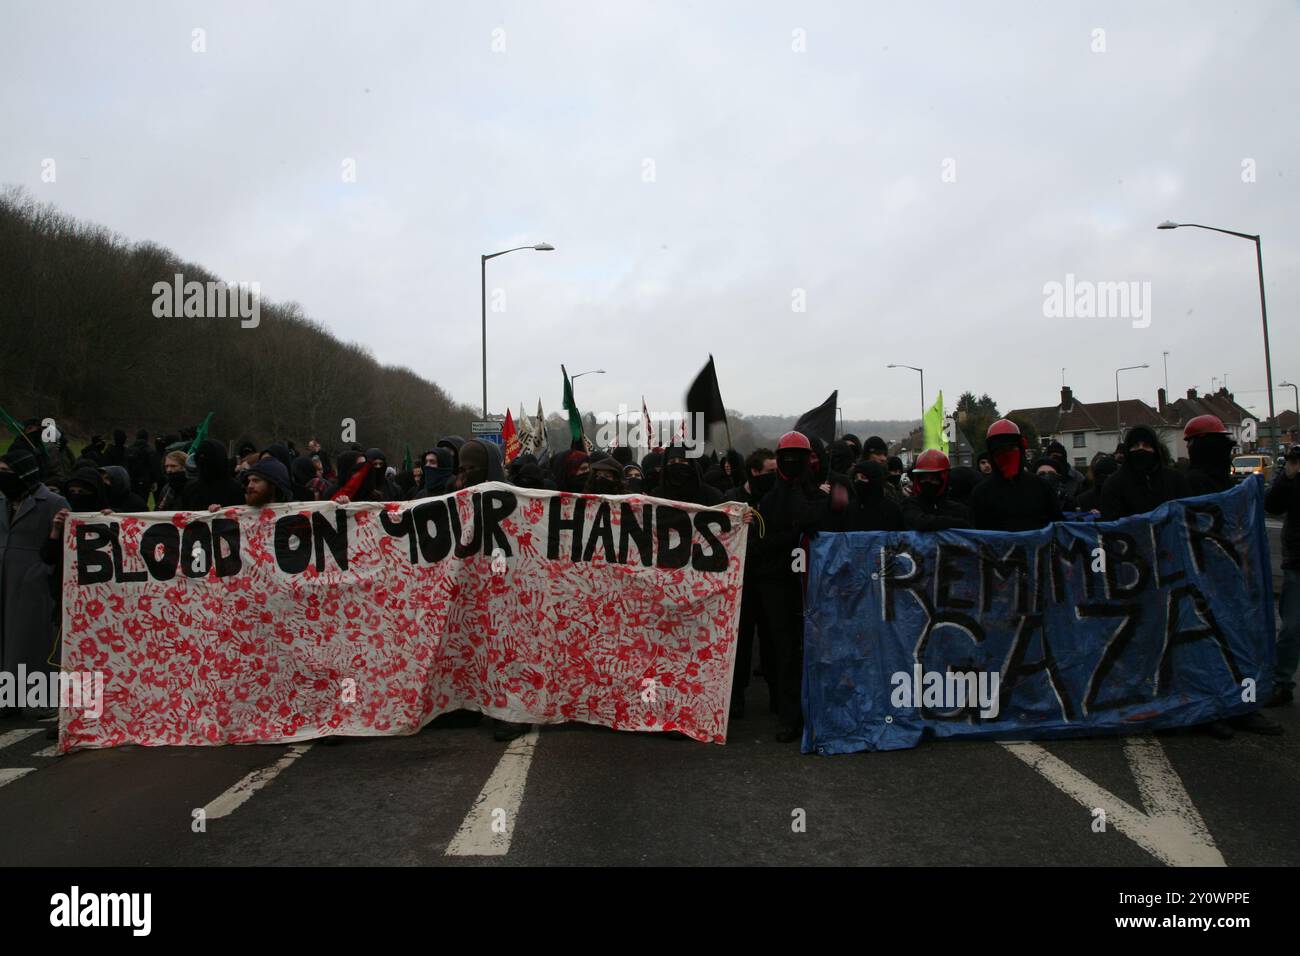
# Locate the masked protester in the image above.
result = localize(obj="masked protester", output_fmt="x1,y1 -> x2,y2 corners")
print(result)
655,447 -> 723,506
101,465 -> 148,513
946,465 -> 981,506
0,448 -> 69,716
1033,457 -> 1076,513
584,458 -> 625,495
513,462 -> 547,490
155,451 -> 190,510
1184,415 -> 1235,495
724,449 -> 778,718
720,449 -> 745,491
436,436 -> 466,475
827,440 -> 854,478
971,419 -> 1061,532
842,463 -> 904,530
1266,445 -> 1300,708
1045,440 -> 1086,499
61,467 -> 106,513
182,439 -> 244,510
842,433 -> 862,462
422,448 -> 456,495
1100,426 -> 1190,521
289,456 -> 320,502
622,464 -> 644,493
552,450 -> 590,494
756,432 -> 827,742
1076,455 -> 1117,513
640,452 -> 664,492
902,451 -> 972,530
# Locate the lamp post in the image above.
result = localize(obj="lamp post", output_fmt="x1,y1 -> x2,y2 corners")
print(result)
887,364 -> 925,425
1115,364 -> 1149,439
481,243 -> 554,417
1158,221 -> 1275,449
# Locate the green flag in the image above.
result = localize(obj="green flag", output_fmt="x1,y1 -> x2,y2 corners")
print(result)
403,445 -> 412,471
188,411 -> 214,455
561,365 -> 583,445
0,404 -> 40,454
923,390 -> 947,454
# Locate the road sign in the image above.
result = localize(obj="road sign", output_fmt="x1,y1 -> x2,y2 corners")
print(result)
471,419 -> 502,435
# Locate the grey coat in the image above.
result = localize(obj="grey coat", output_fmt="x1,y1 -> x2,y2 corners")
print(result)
1,483 -> 68,674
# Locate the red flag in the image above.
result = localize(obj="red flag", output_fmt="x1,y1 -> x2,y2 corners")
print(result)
503,408 -> 521,464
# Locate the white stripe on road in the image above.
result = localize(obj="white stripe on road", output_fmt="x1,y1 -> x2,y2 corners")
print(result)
202,745 -> 312,820
0,767 -> 36,789
1001,737 -> 1224,867
0,728 -> 43,751
445,728 -> 540,857
32,745 -> 60,758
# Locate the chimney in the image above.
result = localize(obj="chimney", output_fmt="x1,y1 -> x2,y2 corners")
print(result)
1187,387 -> 1198,401
1157,387 -> 1166,412
1060,386 -> 1073,410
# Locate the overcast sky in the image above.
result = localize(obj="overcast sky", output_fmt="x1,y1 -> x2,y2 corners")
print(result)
3,1 -> 1297,425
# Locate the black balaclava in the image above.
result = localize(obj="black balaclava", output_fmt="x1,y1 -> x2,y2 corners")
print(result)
640,452 -> 663,490
586,459 -> 624,495
194,439 -> 230,482
437,436 -> 465,475
0,448 -> 40,499
749,467 -> 776,500
805,434 -> 828,484
842,434 -> 862,461
63,466 -> 106,512
777,447 -> 809,483
424,447 -> 455,493
1123,426 -> 1161,477
946,466 -> 980,504
660,447 -> 696,493
457,441 -> 490,489
1188,433 -> 1233,480
828,440 -> 853,476
886,456 -> 905,487
561,451 -> 590,493
513,463 -> 547,489
623,465 -> 645,494
851,460 -> 886,501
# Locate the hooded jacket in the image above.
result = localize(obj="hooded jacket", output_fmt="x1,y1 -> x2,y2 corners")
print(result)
1100,427 -> 1191,520
970,445 -> 1062,532
457,439 -> 505,488
102,465 -> 148,513
823,460 -> 904,532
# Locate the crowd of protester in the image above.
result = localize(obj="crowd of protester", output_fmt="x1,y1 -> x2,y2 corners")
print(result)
0,412 -> 1294,744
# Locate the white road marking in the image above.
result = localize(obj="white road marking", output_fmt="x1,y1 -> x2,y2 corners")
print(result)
32,745 -> 60,759
1001,737 -> 1224,867
445,728 -> 540,857
202,745 -> 312,820
0,728 -> 43,751
0,767 -> 36,789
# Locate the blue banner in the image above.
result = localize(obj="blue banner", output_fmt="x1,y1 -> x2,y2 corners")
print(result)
802,479 -> 1276,754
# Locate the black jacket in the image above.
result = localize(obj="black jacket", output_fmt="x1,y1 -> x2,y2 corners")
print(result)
1100,461 -> 1192,521
902,494 -> 973,531
971,470 -> 1061,532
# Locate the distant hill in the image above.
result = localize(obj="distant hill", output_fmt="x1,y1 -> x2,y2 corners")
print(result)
738,414 -> 920,449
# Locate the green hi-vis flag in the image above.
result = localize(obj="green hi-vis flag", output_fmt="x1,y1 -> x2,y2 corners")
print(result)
188,412 -> 214,455
923,390 -> 947,454
561,365 -> 583,444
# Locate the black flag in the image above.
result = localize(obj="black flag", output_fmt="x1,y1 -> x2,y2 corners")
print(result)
686,354 -> 728,431
795,390 -> 838,443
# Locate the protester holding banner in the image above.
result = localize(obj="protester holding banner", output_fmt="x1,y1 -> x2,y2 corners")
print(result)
971,419 -> 1060,531
727,448 -> 777,717
1101,425 -> 1191,520
655,445 -> 724,506
901,451 -> 971,531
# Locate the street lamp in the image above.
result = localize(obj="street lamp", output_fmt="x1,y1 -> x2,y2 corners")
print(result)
569,369 -> 605,401
887,364 -> 925,425
1158,221 -> 1275,449
481,243 -> 555,417
1115,364 -> 1149,439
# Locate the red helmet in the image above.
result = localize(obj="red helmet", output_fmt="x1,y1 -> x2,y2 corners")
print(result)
912,449 -> 951,473
911,449 -> 951,496
1184,414 -> 1229,441
777,431 -> 812,451
986,418 -> 1027,450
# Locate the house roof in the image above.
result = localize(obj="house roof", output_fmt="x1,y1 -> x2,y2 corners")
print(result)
1008,397 -> 1168,436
